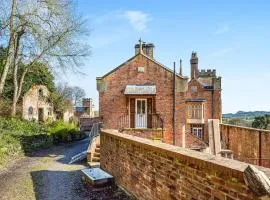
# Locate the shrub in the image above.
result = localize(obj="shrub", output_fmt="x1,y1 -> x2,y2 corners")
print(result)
46,120 -> 80,143
0,117 -> 82,167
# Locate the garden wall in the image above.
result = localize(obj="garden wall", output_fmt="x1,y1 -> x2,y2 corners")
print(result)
220,124 -> 270,168
100,129 -> 270,200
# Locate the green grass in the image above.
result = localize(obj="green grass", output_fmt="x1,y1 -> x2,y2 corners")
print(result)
0,117 -> 82,167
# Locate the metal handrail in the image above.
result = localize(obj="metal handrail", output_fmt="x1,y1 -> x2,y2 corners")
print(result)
185,130 -> 208,149
117,113 -> 164,140
89,122 -> 102,139
117,113 -> 163,129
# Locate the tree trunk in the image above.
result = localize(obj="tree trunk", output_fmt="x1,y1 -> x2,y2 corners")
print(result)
0,0 -> 17,95
11,29 -> 24,116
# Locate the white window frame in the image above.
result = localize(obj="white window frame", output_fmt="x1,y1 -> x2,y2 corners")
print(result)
192,127 -> 203,139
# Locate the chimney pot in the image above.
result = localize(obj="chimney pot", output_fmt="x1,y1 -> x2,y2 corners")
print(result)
190,51 -> 199,79
135,41 -> 155,58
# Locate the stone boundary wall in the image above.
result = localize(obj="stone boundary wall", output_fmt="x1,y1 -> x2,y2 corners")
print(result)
79,117 -> 101,132
100,129 -> 270,200
220,124 -> 270,168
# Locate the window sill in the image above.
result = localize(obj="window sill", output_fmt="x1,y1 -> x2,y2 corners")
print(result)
122,128 -> 162,131
187,119 -> 205,124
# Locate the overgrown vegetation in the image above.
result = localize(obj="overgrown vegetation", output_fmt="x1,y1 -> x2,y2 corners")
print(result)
0,117 -> 83,167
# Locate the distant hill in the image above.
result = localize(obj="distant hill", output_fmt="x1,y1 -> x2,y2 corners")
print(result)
223,111 -> 270,118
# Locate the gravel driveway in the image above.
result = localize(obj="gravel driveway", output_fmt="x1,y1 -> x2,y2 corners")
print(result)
0,138 -> 134,200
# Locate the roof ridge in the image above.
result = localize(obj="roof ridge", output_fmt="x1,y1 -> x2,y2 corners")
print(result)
97,53 -> 189,80
140,53 -> 188,79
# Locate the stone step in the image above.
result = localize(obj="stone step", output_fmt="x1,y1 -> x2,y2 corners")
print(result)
88,162 -> 100,168
96,144 -> 101,148
92,157 -> 100,162
95,148 -> 100,153
93,152 -> 100,157
81,168 -> 114,187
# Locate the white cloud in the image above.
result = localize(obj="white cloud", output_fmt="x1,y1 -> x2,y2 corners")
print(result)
214,24 -> 229,35
123,10 -> 151,32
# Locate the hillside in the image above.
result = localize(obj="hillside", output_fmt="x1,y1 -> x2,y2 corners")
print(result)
223,111 -> 270,118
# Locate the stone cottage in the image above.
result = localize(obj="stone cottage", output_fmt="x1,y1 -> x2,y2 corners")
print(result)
96,40 -> 222,148
22,85 -> 54,122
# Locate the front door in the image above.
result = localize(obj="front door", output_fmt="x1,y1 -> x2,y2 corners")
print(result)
135,99 -> 147,128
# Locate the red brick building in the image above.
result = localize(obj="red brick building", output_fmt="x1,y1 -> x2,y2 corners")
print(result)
96,41 -> 222,148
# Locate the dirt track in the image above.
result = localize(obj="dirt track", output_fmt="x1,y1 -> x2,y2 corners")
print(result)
0,138 -> 133,200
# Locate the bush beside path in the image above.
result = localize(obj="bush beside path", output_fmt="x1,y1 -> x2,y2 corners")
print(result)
0,117 -> 86,168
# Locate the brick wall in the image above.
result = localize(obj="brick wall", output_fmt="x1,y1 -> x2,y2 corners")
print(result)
186,79 -> 222,143
79,117 -> 101,131
220,124 -> 270,168
121,128 -> 163,140
100,129 -> 269,200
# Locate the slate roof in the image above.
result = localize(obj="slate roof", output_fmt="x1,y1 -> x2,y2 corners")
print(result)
124,85 -> 156,95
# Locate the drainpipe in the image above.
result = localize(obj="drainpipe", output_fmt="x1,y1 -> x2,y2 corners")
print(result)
173,62 -> 176,145
259,131 -> 262,166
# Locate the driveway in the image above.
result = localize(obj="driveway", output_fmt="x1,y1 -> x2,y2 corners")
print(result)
0,138 -> 133,200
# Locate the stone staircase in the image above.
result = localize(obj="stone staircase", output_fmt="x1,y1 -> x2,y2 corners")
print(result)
91,143 -> 100,163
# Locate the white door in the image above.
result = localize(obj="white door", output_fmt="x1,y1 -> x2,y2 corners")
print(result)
135,99 -> 147,128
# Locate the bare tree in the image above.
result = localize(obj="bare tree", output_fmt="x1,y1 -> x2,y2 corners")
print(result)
73,86 -> 86,105
56,82 -> 85,106
57,82 -> 74,101
0,0 -> 90,116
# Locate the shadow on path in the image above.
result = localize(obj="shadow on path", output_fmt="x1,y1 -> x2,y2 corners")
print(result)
31,170 -> 133,200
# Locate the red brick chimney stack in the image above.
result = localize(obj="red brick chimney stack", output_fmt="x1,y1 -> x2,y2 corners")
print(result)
190,51 -> 198,79
135,40 -> 155,58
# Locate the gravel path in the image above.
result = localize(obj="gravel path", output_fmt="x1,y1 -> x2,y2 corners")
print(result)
0,138 -> 134,200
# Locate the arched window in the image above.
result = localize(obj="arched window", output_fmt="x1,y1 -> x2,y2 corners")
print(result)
28,106 -> 33,116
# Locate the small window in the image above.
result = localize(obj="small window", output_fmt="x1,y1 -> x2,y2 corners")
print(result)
28,106 -> 33,115
192,127 -> 202,139
191,124 -> 204,139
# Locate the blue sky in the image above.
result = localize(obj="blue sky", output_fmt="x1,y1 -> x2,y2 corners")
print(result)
61,0 -> 270,113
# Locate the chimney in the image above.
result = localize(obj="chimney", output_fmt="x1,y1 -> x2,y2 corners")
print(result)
135,42 -> 155,58
190,51 -> 198,79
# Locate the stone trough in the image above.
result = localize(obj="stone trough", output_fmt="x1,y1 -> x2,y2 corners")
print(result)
81,168 -> 114,187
